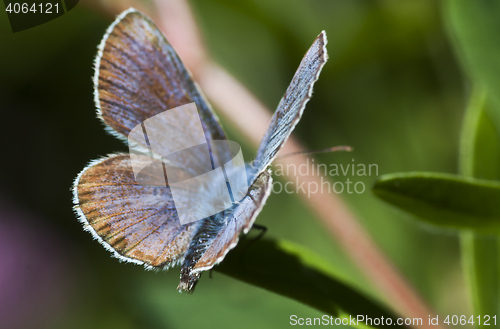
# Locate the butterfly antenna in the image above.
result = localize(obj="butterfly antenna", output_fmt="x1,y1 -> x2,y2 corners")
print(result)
276,145 -> 352,159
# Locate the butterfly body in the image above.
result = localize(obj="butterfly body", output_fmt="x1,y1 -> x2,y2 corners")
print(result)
73,8 -> 327,292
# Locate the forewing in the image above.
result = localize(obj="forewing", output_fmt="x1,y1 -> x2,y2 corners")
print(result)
177,169 -> 273,292
73,154 -> 200,269
95,8 -> 226,149
253,31 -> 328,174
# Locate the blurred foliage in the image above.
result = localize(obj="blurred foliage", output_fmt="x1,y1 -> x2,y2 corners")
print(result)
0,0 -> 477,328
372,1 -> 500,325
458,90 -> 500,321
444,0 -> 500,132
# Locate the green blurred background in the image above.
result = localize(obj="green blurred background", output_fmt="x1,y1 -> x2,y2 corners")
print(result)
0,0 -> 471,328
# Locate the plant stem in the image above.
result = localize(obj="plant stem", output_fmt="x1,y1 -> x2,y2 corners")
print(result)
459,89 -> 500,325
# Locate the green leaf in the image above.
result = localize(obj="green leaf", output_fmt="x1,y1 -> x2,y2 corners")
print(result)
215,237 -> 401,328
444,0 -> 500,130
372,172 -> 500,233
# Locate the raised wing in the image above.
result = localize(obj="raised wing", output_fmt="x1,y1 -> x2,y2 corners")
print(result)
95,8 -> 226,153
253,31 -> 328,175
73,154 -> 200,269
177,169 -> 273,292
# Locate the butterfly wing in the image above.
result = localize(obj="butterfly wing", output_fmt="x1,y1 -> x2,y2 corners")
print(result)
175,32 -> 327,292
95,8 -> 226,152
80,7 -> 326,291
73,154 -> 200,268
177,168 -> 273,292
252,31 -> 328,175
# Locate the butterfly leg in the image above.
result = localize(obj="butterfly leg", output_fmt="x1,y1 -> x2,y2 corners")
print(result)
250,223 -> 267,241
238,223 -> 268,264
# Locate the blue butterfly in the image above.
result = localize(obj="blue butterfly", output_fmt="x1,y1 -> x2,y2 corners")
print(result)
73,8 -> 327,292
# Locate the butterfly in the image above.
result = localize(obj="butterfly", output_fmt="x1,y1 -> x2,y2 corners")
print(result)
73,8 -> 327,293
